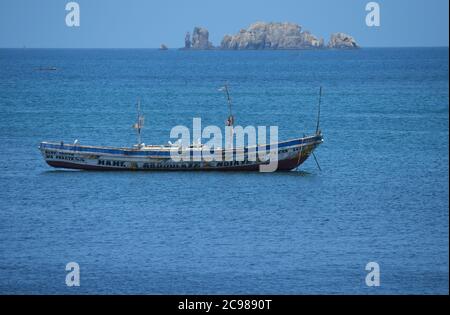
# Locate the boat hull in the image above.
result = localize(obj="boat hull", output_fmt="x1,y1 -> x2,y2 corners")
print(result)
39,135 -> 323,172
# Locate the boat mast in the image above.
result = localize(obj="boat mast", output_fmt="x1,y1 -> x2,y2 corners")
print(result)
133,98 -> 145,147
220,83 -> 235,148
222,83 -> 234,127
315,86 -> 322,135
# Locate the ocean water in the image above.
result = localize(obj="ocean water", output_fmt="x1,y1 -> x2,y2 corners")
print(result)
0,48 -> 448,294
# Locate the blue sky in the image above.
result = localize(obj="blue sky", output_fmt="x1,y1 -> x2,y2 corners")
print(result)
0,0 -> 448,48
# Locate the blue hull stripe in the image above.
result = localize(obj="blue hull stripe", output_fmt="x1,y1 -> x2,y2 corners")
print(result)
40,136 -> 322,157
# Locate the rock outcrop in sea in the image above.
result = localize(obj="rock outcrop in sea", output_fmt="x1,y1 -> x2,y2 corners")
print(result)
184,27 -> 214,49
327,33 -> 359,49
181,22 -> 359,50
184,32 -> 191,49
220,22 -> 324,50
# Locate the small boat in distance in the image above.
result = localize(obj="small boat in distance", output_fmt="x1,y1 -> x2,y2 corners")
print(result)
39,86 -> 324,171
35,66 -> 57,71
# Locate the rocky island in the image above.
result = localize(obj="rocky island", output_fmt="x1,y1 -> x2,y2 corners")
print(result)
182,22 -> 359,50
220,22 -> 324,49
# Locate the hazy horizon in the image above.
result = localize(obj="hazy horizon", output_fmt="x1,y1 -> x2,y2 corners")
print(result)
1,46 -> 449,49
0,0 -> 448,49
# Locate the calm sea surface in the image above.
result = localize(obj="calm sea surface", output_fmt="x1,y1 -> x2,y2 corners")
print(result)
0,48 -> 448,294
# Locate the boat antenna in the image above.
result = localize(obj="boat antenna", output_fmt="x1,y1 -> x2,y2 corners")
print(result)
133,98 -> 145,147
315,86 -> 322,134
220,82 -> 234,127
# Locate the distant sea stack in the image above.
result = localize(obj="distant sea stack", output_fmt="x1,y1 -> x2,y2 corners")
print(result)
184,27 -> 214,50
182,22 -> 359,50
328,33 -> 359,49
184,32 -> 191,49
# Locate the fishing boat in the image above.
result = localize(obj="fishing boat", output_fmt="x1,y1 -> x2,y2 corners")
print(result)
39,86 -> 324,171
